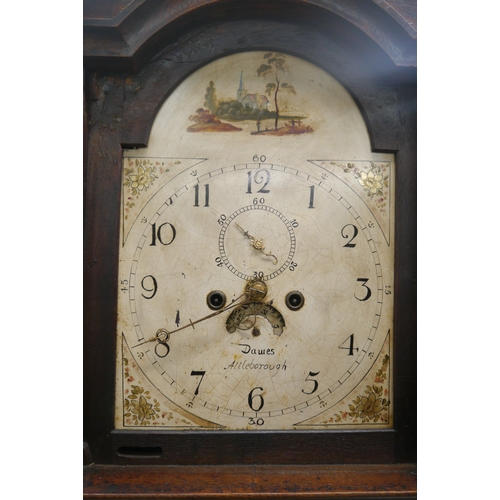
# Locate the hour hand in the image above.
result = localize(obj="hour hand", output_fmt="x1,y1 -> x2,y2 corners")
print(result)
131,290 -> 250,349
234,223 -> 278,264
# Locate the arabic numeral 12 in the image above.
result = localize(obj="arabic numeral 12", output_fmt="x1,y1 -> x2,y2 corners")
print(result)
247,169 -> 270,194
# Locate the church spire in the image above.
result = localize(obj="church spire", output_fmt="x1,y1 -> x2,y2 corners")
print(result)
237,71 -> 246,102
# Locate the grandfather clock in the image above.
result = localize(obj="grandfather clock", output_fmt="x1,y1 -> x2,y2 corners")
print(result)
83,1 -> 416,498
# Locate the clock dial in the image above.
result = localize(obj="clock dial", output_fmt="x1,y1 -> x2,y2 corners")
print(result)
117,161 -> 392,429
115,52 -> 394,430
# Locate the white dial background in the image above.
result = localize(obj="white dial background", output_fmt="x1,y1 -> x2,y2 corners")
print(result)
120,162 -> 389,428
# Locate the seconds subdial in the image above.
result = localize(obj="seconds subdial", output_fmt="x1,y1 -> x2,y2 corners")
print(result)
218,204 -> 296,281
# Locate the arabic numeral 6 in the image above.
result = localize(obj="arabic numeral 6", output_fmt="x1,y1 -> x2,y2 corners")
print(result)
248,387 -> 264,412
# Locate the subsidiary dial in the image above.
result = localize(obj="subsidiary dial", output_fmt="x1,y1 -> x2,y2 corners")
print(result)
218,204 -> 296,280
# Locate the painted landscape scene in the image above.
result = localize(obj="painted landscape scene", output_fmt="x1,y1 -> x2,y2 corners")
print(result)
187,52 -> 313,136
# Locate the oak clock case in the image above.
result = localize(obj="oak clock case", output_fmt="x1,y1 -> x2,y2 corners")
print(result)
115,52 -> 394,431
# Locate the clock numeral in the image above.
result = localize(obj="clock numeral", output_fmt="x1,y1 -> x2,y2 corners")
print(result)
341,224 -> 358,248
194,183 -> 210,207
248,387 -> 264,412
355,278 -> 372,301
141,275 -> 158,299
247,169 -> 270,194
190,370 -> 206,396
308,185 -> 315,208
150,222 -> 176,246
302,371 -> 320,395
339,334 -> 358,356
252,154 -> 267,162
248,417 -> 265,426
155,340 -> 170,358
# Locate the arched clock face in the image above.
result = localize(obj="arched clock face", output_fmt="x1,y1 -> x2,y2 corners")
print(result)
118,160 -> 392,429
115,51 -> 393,430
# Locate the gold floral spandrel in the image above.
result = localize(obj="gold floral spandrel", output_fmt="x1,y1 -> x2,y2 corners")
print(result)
123,158 -> 165,221
120,345 -> 200,428
121,157 -> 207,245
124,159 -> 159,199
309,160 -> 392,244
331,354 -> 390,424
322,339 -> 391,427
341,162 -> 390,216
123,380 -> 161,425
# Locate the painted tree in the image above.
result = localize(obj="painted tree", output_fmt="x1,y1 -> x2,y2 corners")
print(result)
257,52 -> 296,130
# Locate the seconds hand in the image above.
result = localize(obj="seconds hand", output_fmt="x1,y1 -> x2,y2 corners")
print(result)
234,222 -> 278,264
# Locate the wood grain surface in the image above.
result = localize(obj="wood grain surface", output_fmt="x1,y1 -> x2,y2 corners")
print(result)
84,463 -> 417,499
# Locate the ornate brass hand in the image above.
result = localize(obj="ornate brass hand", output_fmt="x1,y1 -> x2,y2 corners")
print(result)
235,222 -> 278,264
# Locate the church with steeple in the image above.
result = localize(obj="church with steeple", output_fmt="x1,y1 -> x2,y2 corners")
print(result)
236,71 -> 269,111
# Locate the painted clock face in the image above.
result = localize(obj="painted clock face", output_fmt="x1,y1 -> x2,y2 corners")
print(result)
115,52 -> 394,430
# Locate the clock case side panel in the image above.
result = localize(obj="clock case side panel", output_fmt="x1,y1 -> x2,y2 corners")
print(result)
84,12 -> 416,467
392,84 -> 417,464
84,70 -> 125,464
